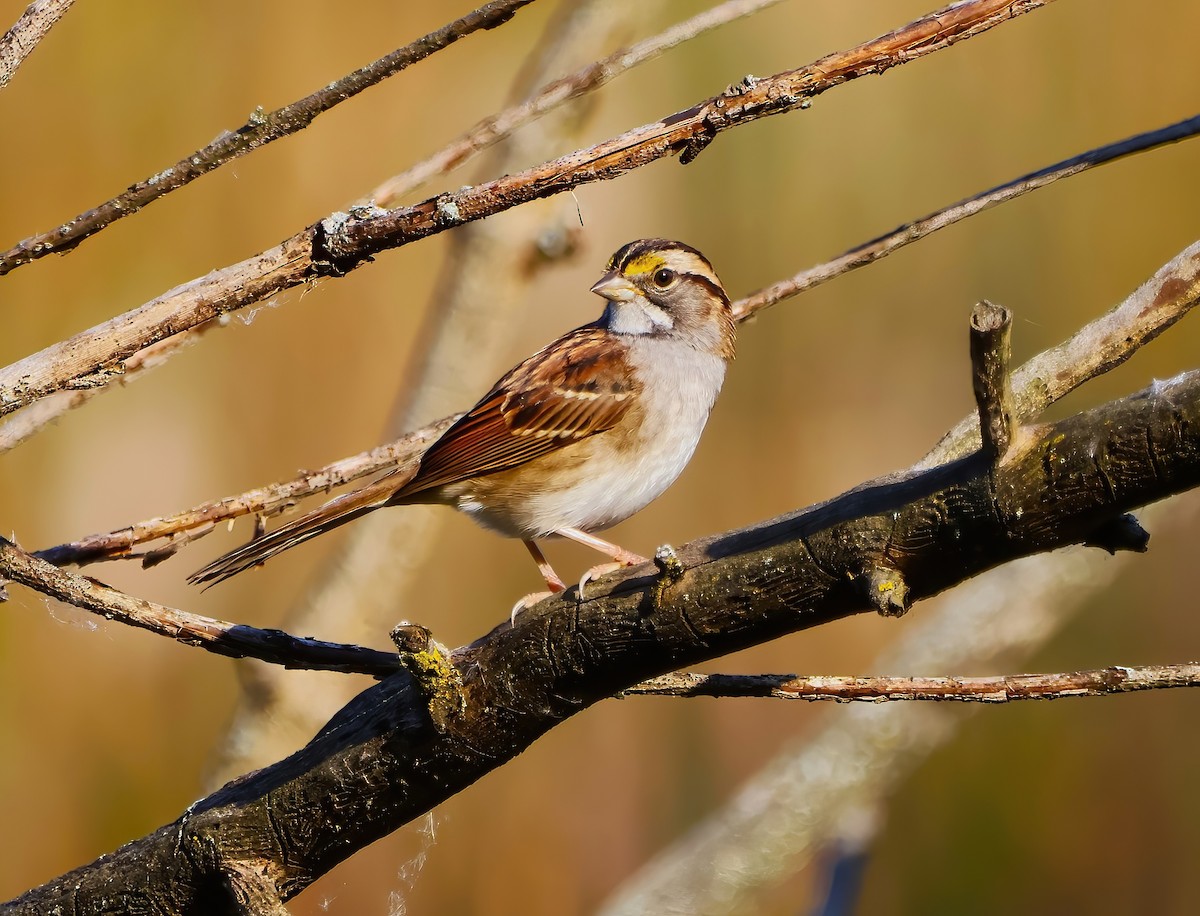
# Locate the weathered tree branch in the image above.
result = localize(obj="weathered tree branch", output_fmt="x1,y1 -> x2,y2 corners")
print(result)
0,0 -> 75,90
0,0 -> 539,275
0,0 -> 1053,421
622,664 -> 1199,702
365,0 -> 786,208
33,415 -> 456,568
7,354 -> 1199,913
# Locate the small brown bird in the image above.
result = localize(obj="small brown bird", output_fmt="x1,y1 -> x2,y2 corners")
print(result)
189,239 -> 736,594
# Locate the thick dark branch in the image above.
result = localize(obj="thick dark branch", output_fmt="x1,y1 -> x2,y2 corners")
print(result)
0,538 -> 399,677
8,361 -> 1200,912
0,0 -> 538,275
0,0 -> 1052,420
622,664 -> 1200,702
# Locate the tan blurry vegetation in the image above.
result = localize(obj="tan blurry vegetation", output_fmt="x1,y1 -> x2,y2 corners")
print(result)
3,1 -> 1200,915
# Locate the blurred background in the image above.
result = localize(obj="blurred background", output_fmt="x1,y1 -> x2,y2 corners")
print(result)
2,0 -> 1200,913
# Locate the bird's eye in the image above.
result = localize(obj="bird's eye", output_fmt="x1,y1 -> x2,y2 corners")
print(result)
652,267 -> 676,288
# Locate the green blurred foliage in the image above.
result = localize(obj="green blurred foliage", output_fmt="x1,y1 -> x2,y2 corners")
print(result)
1,0 -> 1199,913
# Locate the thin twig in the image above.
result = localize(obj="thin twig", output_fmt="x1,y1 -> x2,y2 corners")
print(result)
0,0 -> 538,275
0,0 -> 76,90
366,0 -> 787,207
322,0 -> 1058,265
33,414 -> 458,567
732,112 -> 1200,321
0,0 -> 1054,421
0,537 -> 400,676
622,665 -> 1200,702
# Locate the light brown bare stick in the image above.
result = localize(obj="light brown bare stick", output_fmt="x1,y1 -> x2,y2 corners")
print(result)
366,0 -> 786,207
0,322 -> 212,456
0,0 -> 1053,421
0,537 -> 399,676
0,0 -> 538,275
969,300 -> 1014,460
34,414 -> 457,568
622,665 -> 1200,702
10,105 -> 1195,450
0,0 -> 76,90
923,238 -> 1200,466
322,0 -> 1057,265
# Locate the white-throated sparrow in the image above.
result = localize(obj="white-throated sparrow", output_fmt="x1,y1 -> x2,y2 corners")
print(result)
190,239 -> 736,593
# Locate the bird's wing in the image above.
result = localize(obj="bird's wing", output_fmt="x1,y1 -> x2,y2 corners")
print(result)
396,325 -> 640,496
189,326 -> 637,587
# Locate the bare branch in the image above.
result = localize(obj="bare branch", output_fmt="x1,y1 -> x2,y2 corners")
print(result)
0,537 -> 399,676
0,0 -> 76,90
366,0 -> 787,207
732,112 -> 1200,322
0,323 -> 212,456
33,415 -> 457,568
924,238 -> 1200,465
0,0 -> 539,275
321,0 -> 1059,266
969,301 -> 1014,461
622,664 -> 1200,702
0,0 -> 1054,421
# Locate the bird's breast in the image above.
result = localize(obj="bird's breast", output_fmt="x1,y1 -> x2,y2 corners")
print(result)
442,339 -> 726,539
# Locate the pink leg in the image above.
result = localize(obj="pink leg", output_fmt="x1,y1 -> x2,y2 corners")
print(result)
523,540 -> 566,593
512,540 -> 568,624
555,527 -> 648,566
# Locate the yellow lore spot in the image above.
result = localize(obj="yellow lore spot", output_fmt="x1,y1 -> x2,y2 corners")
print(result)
623,253 -> 665,277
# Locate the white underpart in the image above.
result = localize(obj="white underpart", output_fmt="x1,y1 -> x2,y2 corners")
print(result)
455,336 -> 726,538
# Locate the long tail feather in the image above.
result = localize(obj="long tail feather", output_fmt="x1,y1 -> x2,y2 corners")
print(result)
188,475 -> 402,587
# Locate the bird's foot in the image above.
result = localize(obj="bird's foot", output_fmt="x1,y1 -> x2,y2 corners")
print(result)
577,549 -> 650,599
510,574 -> 566,625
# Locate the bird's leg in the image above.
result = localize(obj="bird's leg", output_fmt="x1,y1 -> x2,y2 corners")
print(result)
523,539 -> 566,592
556,527 -> 650,597
512,540 -> 566,624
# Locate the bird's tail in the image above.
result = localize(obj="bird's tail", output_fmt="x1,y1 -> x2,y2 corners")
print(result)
188,474 -> 404,587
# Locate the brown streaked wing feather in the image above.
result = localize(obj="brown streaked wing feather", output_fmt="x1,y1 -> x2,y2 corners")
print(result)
395,326 -> 639,496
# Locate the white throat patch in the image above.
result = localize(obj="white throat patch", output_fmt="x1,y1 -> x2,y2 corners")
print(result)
606,301 -> 673,336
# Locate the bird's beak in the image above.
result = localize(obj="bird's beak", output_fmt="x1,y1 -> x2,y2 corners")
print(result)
590,271 -> 637,303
